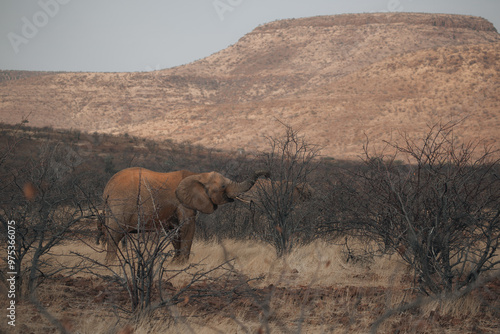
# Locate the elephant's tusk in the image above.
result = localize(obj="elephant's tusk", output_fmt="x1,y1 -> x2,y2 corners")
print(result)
235,196 -> 252,204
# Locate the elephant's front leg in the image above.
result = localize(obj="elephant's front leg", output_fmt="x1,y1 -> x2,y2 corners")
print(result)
172,207 -> 196,263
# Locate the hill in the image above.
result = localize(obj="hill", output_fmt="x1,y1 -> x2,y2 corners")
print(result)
0,13 -> 499,158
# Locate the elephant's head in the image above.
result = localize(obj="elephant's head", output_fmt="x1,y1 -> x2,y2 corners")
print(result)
175,170 -> 270,214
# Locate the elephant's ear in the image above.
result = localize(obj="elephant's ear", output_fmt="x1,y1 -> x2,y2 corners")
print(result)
175,174 -> 216,214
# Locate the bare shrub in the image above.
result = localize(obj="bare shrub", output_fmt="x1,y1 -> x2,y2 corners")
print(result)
0,141 -> 94,293
0,136 -> 97,333
104,228 -> 176,313
256,122 -> 320,257
193,123 -> 321,253
324,121 -> 500,295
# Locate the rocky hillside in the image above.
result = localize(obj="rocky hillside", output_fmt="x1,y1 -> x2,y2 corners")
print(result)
1,13 -> 499,158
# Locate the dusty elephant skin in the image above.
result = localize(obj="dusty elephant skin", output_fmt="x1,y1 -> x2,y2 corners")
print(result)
98,167 -> 269,263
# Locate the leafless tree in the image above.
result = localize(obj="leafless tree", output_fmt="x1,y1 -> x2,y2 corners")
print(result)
257,122 -> 320,257
0,140 -> 95,293
0,134 -> 97,333
323,121 -> 500,295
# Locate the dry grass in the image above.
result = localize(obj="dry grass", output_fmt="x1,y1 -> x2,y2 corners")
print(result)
188,239 -> 408,289
47,238 -> 407,289
3,238 -> 498,333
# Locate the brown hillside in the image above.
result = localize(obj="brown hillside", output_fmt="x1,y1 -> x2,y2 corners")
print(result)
0,70 -> 59,83
0,13 -> 499,159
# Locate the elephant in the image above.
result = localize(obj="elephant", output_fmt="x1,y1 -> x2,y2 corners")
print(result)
98,167 -> 269,263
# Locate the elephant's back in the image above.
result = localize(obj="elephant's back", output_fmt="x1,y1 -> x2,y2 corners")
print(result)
103,168 -> 195,199
104,167 -> 148,197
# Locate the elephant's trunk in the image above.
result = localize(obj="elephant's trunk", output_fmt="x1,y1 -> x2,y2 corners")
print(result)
226,170 -> 270,198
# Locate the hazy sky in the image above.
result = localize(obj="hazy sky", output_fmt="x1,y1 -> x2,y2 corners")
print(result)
1,0 -> 498,72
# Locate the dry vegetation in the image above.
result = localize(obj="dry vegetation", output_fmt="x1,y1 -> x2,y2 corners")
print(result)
2,239 -> 499,334
1,12 -> 500,334
1,121 -> 499,333
0,13 -> 499,158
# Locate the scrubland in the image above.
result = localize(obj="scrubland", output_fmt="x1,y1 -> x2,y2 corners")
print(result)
1,13 -> 500,333
3,238 -> 499,334
1,120 -> 499,333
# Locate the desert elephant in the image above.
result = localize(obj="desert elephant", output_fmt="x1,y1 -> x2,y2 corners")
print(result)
99,167 -> 269,263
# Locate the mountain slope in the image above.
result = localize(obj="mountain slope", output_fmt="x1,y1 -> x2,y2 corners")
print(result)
0,13 -> 499,158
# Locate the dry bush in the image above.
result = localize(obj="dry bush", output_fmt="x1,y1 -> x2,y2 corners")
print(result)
0,130 -> 98,333
323,121 -> 500,296
196,123 -> 322,252
256,122 -> 320,256
12,239 -> 497,333
3,122 -> 498,333
76,186 -> 264,322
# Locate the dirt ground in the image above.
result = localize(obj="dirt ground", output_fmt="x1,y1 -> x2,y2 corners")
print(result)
2,239 -> 499,333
